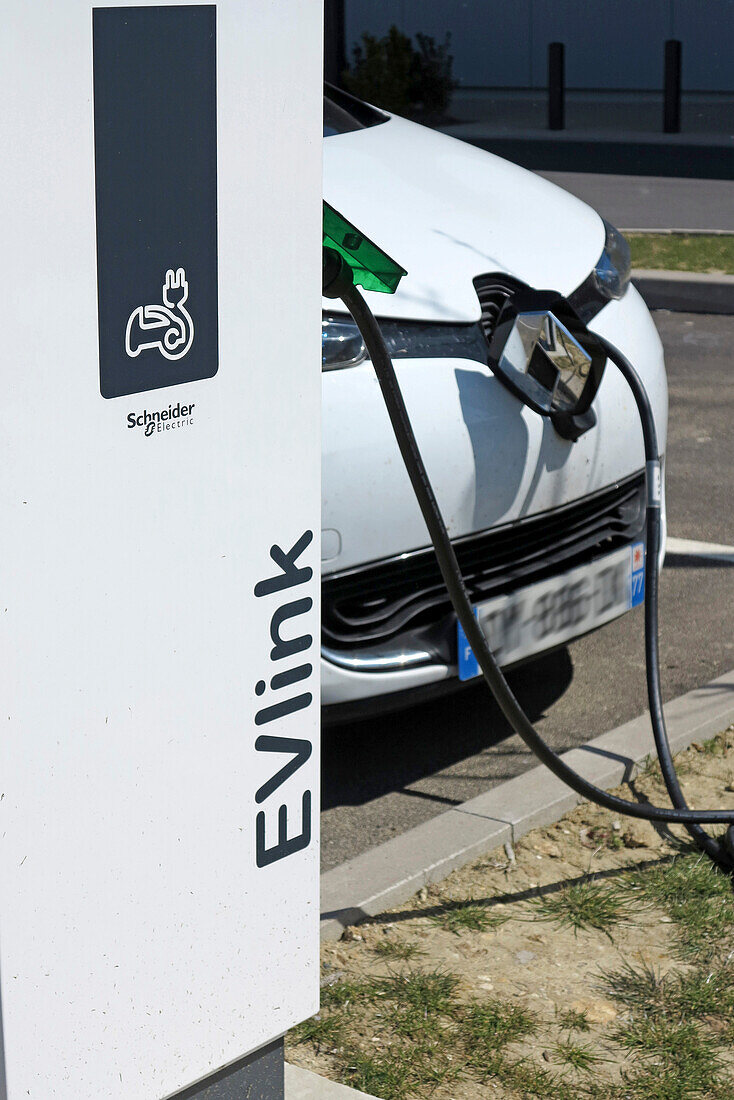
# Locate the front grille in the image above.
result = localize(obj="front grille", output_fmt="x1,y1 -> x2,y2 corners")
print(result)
473,273 -> 524,343
322,472 -> 645,650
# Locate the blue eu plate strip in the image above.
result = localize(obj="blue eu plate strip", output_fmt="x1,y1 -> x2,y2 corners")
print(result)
457,609 -> 480,682
630,541 -> 645,608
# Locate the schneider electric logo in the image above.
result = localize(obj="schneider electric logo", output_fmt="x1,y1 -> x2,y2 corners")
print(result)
127,401 -> 195,437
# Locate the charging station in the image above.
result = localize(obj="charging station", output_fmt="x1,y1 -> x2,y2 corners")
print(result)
0,3 -> 322,1097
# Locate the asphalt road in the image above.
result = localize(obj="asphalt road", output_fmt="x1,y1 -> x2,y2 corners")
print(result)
321,311 -> 734,872
537,172 -> 734,232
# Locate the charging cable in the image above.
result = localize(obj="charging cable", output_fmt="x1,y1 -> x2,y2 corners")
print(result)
601,340 -> 733,869
324,246 -> 734,869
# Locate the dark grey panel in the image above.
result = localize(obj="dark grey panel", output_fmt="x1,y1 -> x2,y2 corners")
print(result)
93,5 -> 218,399
530,0 -> 671,89
672,0 -> 734,91
171,1038 -> 284,1100
401,0 -> 533,87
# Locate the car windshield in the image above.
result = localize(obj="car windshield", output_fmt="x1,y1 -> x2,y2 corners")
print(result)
324,84 -> 388,137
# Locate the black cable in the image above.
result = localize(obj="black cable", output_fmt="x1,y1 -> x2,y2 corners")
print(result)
339,275 -> 734,832
599,339 -> 732,869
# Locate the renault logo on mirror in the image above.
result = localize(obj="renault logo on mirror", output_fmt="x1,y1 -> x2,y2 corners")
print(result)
499,310 -> 593,415
483,283 -> 607,442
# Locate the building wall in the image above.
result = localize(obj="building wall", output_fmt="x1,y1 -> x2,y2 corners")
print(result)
344,0 -> 734,91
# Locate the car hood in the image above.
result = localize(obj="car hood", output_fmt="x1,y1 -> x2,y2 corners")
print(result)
323,114 -> 605,323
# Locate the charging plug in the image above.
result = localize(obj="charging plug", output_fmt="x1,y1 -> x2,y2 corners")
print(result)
322,246 -> 355,300
323,201 -> 406,295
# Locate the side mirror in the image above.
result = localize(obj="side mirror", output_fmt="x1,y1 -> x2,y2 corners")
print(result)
486,287 -> 607,442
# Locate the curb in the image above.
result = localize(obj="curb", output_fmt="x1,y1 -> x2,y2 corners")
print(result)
286,1063 -> 378,1100
320,668 -> 734,942
632,268 -> 734,314
623,229 -> 734,237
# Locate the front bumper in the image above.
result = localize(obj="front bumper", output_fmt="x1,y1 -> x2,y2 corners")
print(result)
321,287 -> 667,710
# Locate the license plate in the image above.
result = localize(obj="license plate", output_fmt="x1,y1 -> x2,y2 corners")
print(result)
457,542 -> 645,681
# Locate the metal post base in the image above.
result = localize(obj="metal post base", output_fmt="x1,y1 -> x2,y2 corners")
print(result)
172,1038 -> 284,1100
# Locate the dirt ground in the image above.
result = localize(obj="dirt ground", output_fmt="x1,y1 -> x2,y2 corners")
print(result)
288,727 -> 734,1099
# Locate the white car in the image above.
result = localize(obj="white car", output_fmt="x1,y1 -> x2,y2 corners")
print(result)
321,87 -> 667,718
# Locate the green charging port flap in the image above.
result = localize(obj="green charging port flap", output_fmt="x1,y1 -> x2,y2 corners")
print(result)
323,202 -> 407,294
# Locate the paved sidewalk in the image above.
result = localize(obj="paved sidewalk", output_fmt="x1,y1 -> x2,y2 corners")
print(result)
537,172 -> 734,232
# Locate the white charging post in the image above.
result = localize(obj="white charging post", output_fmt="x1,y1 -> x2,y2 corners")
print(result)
0,3 -> 321,1097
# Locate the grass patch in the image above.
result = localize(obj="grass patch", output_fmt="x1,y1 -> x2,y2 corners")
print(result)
622,852 -> 734,962
372,939 -> 424,961
488,1057 -> 581,1099
290,729 -> 734,1099
377,968 -> 458,1014
701,731 -> 729,757
299,861 -> 734,1098
628,232 -> 734,275
343,1029 -> 460,1099
618,1062 -> 730,1100
320,976 -> 371,1009
553,1037 -> 607,1073
462,1006 -> 584,1099
531,879 -> 630,938
290,1013 -> 345,1049
616,1016 -> 723,1085
298,931 -> 734,1100
309,967 -> 463,1100
430,901 -> 506,935
601,959 -> 670,1016
670,964 -> 734,1022
341,1048 -> 415,1100
462,999 -> 537,1052
557,1007 -> 591,1032
602,957 -> 734,1098
603,958 -> 734,1040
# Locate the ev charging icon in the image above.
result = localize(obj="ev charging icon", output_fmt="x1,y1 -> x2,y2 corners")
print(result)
125,268 -> 195,361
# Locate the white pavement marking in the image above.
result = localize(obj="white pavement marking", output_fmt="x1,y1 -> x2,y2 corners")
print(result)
667,537 -> 734,563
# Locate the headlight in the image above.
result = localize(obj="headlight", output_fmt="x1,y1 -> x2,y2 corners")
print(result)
568,220 -> 631,323
322,315 -> 366,370
593,221 -> 631,300
322,313 -> 488,372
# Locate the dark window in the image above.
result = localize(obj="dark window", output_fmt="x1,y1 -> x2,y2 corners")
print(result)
324,83 -> 388,137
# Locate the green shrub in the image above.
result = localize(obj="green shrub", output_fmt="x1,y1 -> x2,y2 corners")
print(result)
342,24 -> 455,118
412,32 -> 455,115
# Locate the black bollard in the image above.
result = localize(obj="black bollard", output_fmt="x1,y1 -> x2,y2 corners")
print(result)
663,39 -> 682,133
548,42 -> 565,130
324,0 -> 346,87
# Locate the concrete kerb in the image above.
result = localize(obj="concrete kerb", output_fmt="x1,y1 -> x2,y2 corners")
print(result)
632,269 -> 734,314
285,1064 -> 378,1100
624,229 -> 734,237
320,668 -> 734,942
